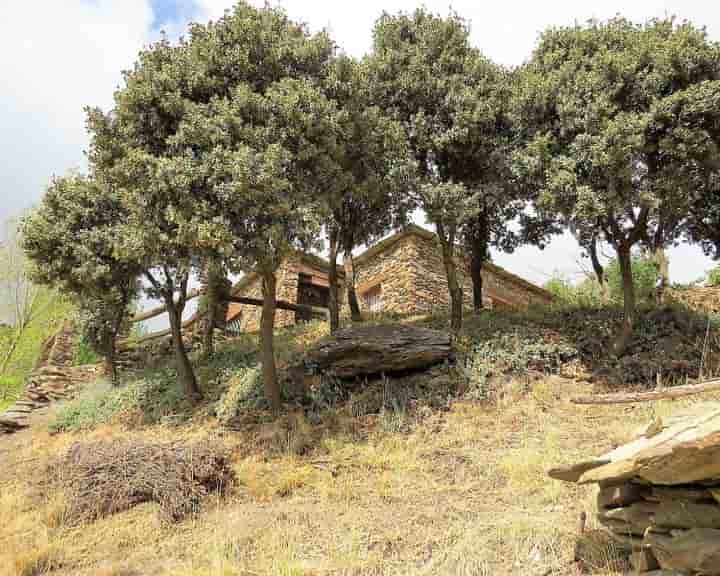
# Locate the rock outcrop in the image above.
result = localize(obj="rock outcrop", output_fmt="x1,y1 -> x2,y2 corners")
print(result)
550,403 -> 720,574
304,323 -> 452,378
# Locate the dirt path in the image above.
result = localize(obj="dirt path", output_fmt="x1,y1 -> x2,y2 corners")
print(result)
0,404 -> 58,483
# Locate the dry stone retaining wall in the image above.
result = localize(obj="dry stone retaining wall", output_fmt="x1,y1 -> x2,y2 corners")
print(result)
550,403 -> 720,574
1,321 -> 101,434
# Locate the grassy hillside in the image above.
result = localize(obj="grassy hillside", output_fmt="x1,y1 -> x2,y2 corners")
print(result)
1,303 -> 719,575
0,290 -> 73,412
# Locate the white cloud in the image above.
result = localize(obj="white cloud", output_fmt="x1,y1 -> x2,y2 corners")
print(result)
0,0 -> 154,227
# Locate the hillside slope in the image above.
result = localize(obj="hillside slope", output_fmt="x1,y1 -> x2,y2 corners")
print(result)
2,304 -> 719,575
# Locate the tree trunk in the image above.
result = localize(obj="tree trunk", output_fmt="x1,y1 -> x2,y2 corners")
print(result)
344,248 -> 362,322
166,298 -> 201,400
614,245 -> 636,355
468,215 -> 489,312
440,240 -> 463,335
260,270 -> 281,414
327,229 -> 340,332
105,336 -> 118,386
589,236 -> 607,300
470,242 -> 486,312
202,262 -> 225,357
572,377 -> 720,405
654,248 -> 669,304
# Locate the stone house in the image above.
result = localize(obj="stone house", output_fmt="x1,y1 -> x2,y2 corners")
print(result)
227,224 -> 553,332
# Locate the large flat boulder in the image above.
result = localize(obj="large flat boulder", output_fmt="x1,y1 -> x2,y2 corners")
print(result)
305,324 -> 452,378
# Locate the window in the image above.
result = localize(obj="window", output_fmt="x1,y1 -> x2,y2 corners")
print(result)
363,284 -> 383,312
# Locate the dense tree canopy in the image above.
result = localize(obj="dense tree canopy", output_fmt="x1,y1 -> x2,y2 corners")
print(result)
86,2 -> 341,410
20,4 -> 720,418
321,55 -> 415,329
514,17 -> 720,350
367,9 -> 535,331
21,174 -> 139,382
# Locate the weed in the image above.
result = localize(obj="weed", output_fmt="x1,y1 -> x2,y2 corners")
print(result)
49,368 -> 191,432
73,336 -> 102,366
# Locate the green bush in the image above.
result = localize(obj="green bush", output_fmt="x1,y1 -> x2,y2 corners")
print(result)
214,365 -> 263,422
73,336 -> 102,366
544,273 -> 605,307
544,254 -> 659,307
707,267 -> 720,287
461,330 -> 578,400
50,368 -> 191,432
605,255 -> 659,304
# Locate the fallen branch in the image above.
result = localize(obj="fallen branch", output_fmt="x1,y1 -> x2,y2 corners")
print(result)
571,378 -> 720,405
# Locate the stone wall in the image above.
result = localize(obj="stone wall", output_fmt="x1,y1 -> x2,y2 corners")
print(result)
231,229 -> 552,332
234,254 -> 346,332
350,233 -> 420,315
351,230 -> 553,317
235,255 -> 300,333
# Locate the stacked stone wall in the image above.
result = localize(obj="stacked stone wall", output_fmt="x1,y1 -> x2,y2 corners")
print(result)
351,235 -> 420,315
231,230 -> 552,332
236,255 -> 310,333
353,233 -> 552,316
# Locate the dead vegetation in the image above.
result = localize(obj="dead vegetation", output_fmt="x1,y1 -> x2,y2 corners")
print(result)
3,305 -> 720,575
45,438 -> 234,524
456,304 -> 720,390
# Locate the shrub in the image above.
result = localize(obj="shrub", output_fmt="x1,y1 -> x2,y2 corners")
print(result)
47,438 -> 234,523
461,331 -> 578,400
214,365 -> 263,423
544,255 -> 660,307
605,255 -> 659,304
73,336 -> 102,366
708,267 -> 720,287
50,368 -> 190,432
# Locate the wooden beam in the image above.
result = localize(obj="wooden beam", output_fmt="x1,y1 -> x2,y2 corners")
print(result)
571,378 -> 720,405
125,293 -> 329,345
122,312 -> 201,344
227,295 -> 329,318
129,287 -> 204,324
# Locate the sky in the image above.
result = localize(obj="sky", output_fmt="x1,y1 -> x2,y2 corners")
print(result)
1,0 -> 719,293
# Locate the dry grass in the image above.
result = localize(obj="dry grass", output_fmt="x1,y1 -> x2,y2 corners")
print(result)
3,372 -> 720,575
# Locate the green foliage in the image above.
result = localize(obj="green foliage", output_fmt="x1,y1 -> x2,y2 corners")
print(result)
543,274 -> 604,307
214,366 -> 263,423
50,368 -> 190,432
460,302 -> 720,388
0,290 -> 72,410
606,255 -> 659,304
367,9 -> 546,317
462,331 -> 578,400
513,18 -> 720,320
320,55 -> 415,257
52,342 -> 263,432
708,267 -> 720,287
21,174 -> 139,377
73,336 -> 102,366
544,255 -> 659,307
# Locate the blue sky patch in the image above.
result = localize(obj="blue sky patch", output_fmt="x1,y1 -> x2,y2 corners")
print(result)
149,0 -> 200,31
